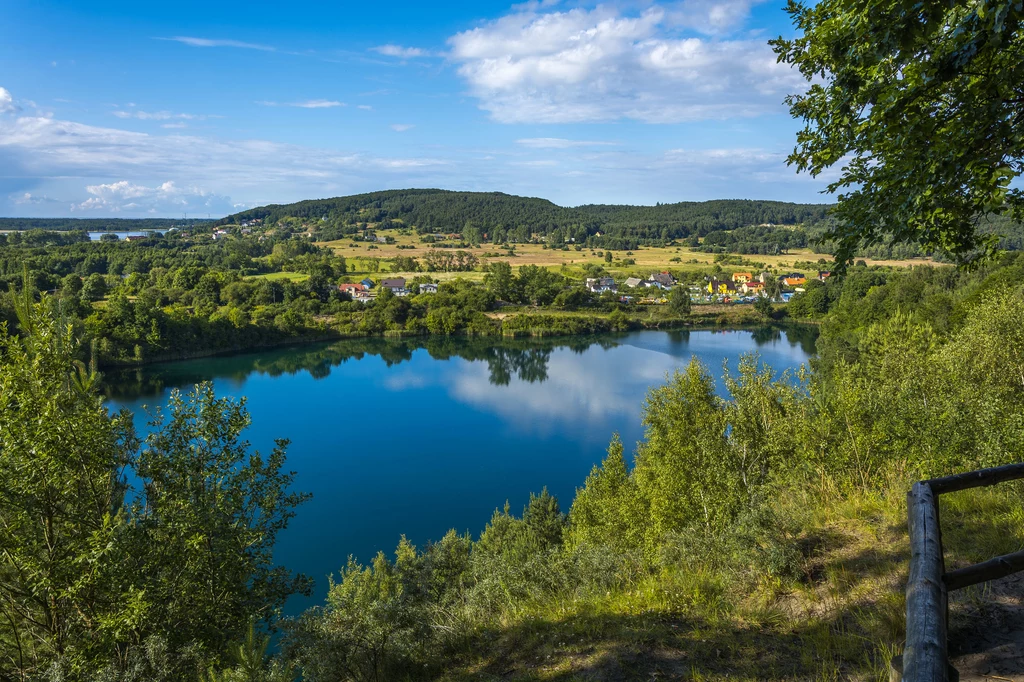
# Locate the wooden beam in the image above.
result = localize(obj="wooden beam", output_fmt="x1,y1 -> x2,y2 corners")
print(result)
904,481 -> 950,682
944,549 -> 1024,592
927,463 -> 1024,495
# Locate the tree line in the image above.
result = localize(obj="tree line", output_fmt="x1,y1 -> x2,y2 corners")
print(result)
217,190 -> 831,247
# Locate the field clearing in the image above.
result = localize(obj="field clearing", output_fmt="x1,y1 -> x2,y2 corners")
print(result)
319,234 -> 935,278
246,271 -> 310,282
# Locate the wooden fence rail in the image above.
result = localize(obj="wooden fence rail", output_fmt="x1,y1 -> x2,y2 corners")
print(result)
900,463 -> 1024,682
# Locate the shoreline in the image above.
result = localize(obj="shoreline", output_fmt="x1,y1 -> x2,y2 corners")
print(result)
96,311 -> 817,370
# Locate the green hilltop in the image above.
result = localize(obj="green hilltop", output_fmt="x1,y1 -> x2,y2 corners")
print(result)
219,189 -> 833,245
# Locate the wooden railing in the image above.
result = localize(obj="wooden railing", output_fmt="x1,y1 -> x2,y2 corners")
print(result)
900,463 -> 1024,682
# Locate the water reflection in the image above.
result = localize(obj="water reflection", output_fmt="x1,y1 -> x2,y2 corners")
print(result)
102,327 -> 817,614
102,326 -> 816,401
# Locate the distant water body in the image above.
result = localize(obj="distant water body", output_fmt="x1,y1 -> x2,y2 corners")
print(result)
103,328 -> 816,612
88,230 -> 164,241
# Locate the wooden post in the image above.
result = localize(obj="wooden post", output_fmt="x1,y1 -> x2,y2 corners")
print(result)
904,482 -> 949,682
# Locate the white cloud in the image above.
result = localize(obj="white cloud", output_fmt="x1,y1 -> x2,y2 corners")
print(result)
372,44 -> 432,58
0,87 -> 18,115
517,137 -> 619,149
73,197 -> 107,211
258,100 -> 345,108
71,180 -> 227,213
0,112 -> 458,215
12,192 -> 59,205
293,99 -> 344,109
357,105 -> 373,111
161,122 -> 187,129
390,123 -> 415,132
113,109 -> 206,120
448,4 -> 803,123
160,36 -> 276,51
665,0 -> 767,34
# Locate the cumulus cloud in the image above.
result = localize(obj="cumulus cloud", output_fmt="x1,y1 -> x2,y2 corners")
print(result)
372,44 -> 433,58
12,192 -> 59,205
666,0 -> 767,34
390,123 -> 415,132
0,112 -> 458,216
72,179 -> 230,213
159,36 -> 276,51
0,87 -> 18,115
448,4 -> 803,123
517,138 -> 619,148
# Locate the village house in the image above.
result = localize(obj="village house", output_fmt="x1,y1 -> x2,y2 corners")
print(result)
781,275 -> 807,288
353,291 -> 375,304
818,271 -> 832,281
707,279 -> 737,295
742,281 -> 766,295
649,272 -> 676,288
731,272 -> 753,284
360,278 -> 375,289
338,282 -> 366,296
623,277 -> 643,289
585,277 -> 617,293
758,271 -> 773,283
418,283 -> 438,294
381,278 -> 409,295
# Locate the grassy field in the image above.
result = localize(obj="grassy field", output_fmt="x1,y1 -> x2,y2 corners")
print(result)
319,234 -> 934,282
246,271 -> 310,282
434,477 -> 1024,681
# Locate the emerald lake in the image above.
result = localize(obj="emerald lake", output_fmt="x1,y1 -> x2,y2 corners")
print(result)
103,328 -> 816,612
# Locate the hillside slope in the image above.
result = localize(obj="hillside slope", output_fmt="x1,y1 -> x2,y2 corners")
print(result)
219,189 -> 832,246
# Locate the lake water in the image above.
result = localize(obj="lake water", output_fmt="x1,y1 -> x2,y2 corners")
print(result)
103,328 -> 816,612
88,230 -> 165,241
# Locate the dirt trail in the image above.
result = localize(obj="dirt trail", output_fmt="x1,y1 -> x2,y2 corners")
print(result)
950,573 -> 1024,681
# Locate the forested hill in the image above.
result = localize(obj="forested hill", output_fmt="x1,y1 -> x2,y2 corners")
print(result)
219,189 -> 832,247
0,217 -> 210,231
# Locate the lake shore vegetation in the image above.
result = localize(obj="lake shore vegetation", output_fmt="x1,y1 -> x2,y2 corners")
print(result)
3,248 -> 1024,680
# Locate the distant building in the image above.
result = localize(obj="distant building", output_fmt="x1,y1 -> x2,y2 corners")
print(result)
650,272 -> 676,288
339,282 -> 366,296
124,235 -> 147,242
623,277 -> 643,289
742,281 -> 765,295
360,278 -> 375,289
381,278 -> 409,295
418,283 -> 438,294
818,271 -> 832,281
781,276 -> 807,288
353,292 -> 375,304
585,276 -> 617,293
707,279 -> 737,295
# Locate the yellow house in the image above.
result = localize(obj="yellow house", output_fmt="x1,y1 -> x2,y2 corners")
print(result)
732,272 -> 753,283
707,280 -> 736,295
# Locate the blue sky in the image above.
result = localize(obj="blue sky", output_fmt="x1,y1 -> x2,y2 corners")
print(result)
0,0 -> 832,217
